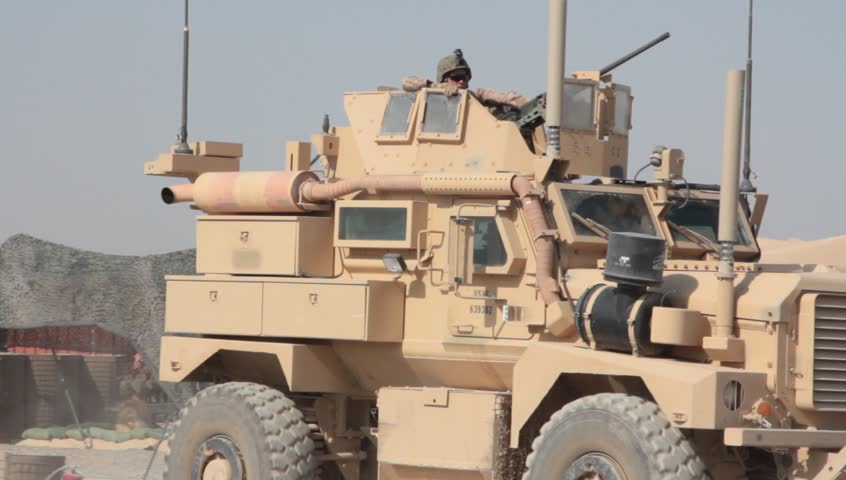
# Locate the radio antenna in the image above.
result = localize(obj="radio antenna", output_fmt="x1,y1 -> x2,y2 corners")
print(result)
173,0 -> 193,154
740,0 -> 754,192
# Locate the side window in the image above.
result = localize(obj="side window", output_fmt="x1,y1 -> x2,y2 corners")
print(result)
379,92 -> 417,136
417,91 -> 466,142
563,80 -> 595,131
612,85 -> 632,135
338,207 -> 407,242
468,216 -> 507,267
451,203 -> 525,276
421,93 -> 461,134
334,200 -> 427,249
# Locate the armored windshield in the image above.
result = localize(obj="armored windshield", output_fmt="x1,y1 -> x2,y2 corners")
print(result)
561,189 -> 656,237
666,198 -> 751,246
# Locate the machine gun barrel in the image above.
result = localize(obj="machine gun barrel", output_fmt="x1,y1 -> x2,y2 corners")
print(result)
599,32 -> 670,76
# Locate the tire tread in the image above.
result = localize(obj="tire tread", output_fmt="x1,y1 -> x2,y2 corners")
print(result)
522,393 -> 708,480
164,382 -> 316,480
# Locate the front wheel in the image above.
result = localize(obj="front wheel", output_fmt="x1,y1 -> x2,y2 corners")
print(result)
165,382 -> 317,480
522,393 -> 709,480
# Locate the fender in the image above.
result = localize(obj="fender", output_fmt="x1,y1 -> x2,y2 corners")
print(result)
510,342 -> 768,448
159,335 -> 364,394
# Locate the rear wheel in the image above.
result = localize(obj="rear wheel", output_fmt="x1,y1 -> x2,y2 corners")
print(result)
165,382 -> 317,480
522,393 -> 708,480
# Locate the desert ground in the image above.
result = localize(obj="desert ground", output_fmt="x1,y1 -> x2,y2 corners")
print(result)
0,441 -> 165,479
758,235 -> 846,267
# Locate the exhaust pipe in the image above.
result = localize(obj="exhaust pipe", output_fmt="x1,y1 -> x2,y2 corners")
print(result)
545,0 -> 567,164
715,69 -> 745,339
161,183 -> 194,204
703,69 -> 746,363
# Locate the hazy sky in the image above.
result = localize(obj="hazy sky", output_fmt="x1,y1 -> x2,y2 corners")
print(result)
2,1 -> 844,255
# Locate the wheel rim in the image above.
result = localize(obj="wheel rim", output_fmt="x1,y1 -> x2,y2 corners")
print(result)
192,435 -> 245,480
563,452 -> 627,480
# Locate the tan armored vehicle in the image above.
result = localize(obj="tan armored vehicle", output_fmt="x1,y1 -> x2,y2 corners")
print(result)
145,2 -> 846,479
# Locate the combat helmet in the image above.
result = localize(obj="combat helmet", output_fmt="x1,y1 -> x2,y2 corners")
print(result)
437,49 -> 473,82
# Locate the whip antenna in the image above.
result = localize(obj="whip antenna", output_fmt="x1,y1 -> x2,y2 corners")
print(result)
740,0 -> 754,192
173,0 -> 193,154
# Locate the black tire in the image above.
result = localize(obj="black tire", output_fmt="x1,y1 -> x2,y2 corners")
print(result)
165,382 -> 317,480
523,393 -> 708,480
317,463 -> 344,480
743,448 -> 779,480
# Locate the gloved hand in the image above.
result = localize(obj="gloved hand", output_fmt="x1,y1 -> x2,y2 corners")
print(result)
502,91 -> 523,106
443,83 -> 461,96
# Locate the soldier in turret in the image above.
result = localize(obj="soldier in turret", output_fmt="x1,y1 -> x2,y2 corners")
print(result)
402,49 -> 523,108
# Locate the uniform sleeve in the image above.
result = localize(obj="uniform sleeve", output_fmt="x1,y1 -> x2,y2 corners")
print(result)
402,76 -> 432,92
470,87 -> 523,107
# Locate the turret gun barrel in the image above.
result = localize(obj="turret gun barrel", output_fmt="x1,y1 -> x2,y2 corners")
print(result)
599,32 -> 670,76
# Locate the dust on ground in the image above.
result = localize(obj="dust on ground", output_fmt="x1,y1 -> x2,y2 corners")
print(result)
0,441 -> 166,480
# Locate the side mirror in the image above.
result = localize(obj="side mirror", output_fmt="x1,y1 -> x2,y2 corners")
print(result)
448,216 -> 475,287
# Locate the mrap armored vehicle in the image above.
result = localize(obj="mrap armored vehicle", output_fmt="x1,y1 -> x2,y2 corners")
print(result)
144,2 -> 846,479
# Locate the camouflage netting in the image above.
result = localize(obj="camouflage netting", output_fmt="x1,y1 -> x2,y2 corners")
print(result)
0,233 -> 197,403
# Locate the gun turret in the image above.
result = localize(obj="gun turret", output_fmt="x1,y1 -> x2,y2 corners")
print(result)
599,32 -> 670,76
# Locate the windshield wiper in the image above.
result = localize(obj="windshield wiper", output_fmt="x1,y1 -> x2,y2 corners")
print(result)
571,213 -> 611,239
666,220 -> 720,259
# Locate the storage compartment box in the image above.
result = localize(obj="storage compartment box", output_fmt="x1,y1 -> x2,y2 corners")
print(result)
263,280 -> 404,341
165,277 -> 405,341
377,388 -> 511,474
189,141 -> 243,158
165,280 -> 263,335
144,153 -> 240,177
196,215 -> 334,276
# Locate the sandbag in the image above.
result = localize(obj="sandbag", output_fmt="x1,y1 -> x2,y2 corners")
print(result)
21,428 -> 51,440
47,426 -> 67,438
92,429 -> 132,443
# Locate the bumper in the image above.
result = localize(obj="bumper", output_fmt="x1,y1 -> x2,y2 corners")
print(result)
725,427 -> 846,449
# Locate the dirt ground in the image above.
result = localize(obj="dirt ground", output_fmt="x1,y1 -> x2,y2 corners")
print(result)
0,443 -> 166,480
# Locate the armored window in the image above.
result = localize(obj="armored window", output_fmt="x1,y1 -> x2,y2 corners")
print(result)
666,198 -> 751,246
421,93 -> 462,134
338,207 -> 407,242
334,200 -> 428,249
612,85 -> 632,135
562,189 -> 656,237
468,216 -> 507,267
451,203 -> 525,276
379,92 -> 417,136
563,80 -> 595,131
